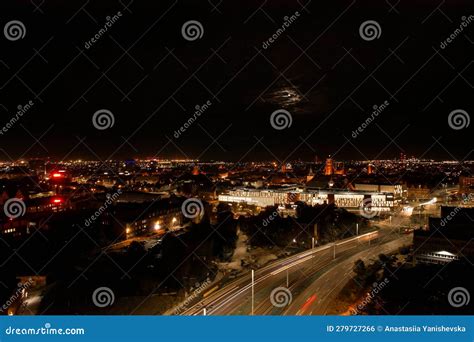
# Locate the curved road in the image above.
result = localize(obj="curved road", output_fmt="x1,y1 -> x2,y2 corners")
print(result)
180,226 -> 410,315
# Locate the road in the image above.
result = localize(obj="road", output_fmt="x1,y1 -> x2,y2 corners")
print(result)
181,226 -> 410,315
284,234 -> 412,315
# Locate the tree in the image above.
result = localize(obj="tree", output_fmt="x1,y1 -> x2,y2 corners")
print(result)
353,259 -> 366,281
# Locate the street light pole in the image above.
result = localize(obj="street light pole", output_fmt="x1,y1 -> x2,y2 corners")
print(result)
356,223 -> 359,236
251,269 -> 255,315
312,237 -> 315,249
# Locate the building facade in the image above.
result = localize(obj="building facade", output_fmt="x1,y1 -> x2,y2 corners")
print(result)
219,187 -> 395,211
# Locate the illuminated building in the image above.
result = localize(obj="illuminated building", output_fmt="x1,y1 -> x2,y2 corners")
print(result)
324,158 -> 333,176
306,167 -> 315,183
367,164 -> 374,175
459,176 -> 474,193
108,199 -> 184,238
219,187 -> 394,211
354,183 -> 404,200
414,207 -> 474,264
334,162 -> 345,175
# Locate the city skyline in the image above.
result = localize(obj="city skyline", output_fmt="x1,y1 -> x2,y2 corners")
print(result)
0,0 -> 473,321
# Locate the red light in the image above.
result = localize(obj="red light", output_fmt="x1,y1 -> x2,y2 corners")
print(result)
52,198 -> 63,204
52,173 -> 62,178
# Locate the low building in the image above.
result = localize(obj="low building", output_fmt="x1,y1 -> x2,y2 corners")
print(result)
219,187 -> 394,212
104,198 -> 185,238
407,186 -> 432,201
414,206 -> 474,264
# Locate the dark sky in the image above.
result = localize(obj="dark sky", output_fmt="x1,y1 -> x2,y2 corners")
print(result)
0,0 -> 473,162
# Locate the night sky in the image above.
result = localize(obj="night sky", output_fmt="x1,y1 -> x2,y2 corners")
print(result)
0,0 -> 473,161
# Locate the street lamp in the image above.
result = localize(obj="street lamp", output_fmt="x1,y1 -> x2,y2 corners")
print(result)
251,269 -> 255,315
